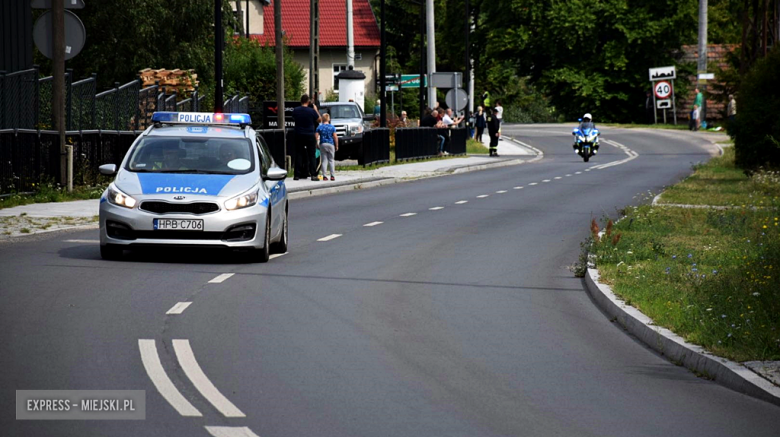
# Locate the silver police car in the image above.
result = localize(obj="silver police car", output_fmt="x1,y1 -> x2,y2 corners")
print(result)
98,112 -> 288,262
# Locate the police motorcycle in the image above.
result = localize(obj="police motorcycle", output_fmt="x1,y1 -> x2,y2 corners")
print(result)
572,117 -> 600,162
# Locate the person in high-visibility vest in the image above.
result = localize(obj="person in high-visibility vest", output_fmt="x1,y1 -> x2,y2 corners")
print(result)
486,107 -> 501,157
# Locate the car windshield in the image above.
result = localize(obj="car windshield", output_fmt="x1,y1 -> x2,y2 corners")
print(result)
126,137 -> 255,174
326,105 -> 360,119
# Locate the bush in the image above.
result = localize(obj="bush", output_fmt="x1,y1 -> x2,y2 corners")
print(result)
730,48 -> 780,170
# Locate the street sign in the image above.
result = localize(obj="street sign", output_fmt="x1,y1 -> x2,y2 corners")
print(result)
33,10 -> 87,61
654,81 -> 672,99
31,0 -> 86,8
656,99 -> 672,109
649,66 -> 676,81
445,88 -> 468,111
697,73 -> 715,80
385,85 -> 399,92
400,74 -> 427,88
430,72 -> 462,89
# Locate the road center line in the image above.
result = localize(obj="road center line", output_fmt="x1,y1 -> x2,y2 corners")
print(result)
542,179 -> 551,182
455,200 -> 468,204
554,177 -> 562,180
429,207 -> 444,210
575,171 -> 582,174
317,234 -> 343,241
477,195 -> 489,198
205,426 -> 261,437
364,221 -> 384,227
172,339 -> 246,418
208,273 -> 234,284
513,186 -> 523,189
496,190 -> 507,194
399,213 -> 417,217
166,302 -> 192,315
138,340 -> 202,417
528,182 -> 538,186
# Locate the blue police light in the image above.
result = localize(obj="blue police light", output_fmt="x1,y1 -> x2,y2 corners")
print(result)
151,112 -> 252,125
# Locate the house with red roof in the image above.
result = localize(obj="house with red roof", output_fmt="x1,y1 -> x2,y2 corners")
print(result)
233,0 -> 380,99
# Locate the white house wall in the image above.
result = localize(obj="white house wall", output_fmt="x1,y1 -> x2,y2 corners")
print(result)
292,49 -> 378,97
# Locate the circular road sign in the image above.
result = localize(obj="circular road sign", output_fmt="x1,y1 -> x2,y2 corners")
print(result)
33,10 -> 87,61
445,88 -> 468,112
654,81 -> 672,100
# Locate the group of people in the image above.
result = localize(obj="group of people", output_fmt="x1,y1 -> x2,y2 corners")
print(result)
688,89 -> 736,131
290,94 -> 339,181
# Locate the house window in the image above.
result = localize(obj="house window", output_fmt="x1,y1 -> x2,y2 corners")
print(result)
355,53 -> 362,61
333,64 -> 348,91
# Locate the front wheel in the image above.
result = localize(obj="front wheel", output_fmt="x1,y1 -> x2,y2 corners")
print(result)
250,214 -> 271,263
271,202 -> 288,254
583,147 -> 590,162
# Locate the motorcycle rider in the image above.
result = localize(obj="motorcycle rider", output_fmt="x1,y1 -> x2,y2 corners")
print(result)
573,113 -> 599,154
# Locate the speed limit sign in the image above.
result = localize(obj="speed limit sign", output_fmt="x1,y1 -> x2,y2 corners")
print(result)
654,81 -> 672,99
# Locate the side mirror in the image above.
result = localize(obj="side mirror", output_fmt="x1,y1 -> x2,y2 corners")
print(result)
265,167 -> 287,181
363,114 -> 376,121
99,164 -> 117,175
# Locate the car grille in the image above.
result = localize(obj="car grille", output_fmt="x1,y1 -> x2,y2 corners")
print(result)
140,201 -> 219,215
334,124 -> 348,138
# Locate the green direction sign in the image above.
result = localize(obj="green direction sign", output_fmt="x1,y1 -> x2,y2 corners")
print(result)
400,74 -> 427,88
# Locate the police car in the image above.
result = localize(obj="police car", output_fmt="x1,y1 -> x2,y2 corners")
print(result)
98,112 -> 288,262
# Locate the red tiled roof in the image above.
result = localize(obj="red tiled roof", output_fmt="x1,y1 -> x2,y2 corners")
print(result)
251,0 -> 380,48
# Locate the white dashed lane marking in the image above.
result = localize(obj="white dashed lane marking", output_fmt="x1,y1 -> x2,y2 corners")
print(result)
477,195 -> 489,198
364,221 -> 384,227
208,273 -> 234,284
455,200 -> 468,204
529,183 -> 538,186
575,171 -> 582,174
64,239 -> 99,243
269,252 -> 287,260
566,174 -> 572,177
166,302 -> 192,315
399,213 -> 417,217
514,186 -> 523,190
173,339 -> 246,418
429,207 -> 444,210
542,179 -> 551,183
138,340 -> 202,417
496,190 -> 507,194
205,427 -> 261,437
317,234 -> 342,241
554,177 -> 562,180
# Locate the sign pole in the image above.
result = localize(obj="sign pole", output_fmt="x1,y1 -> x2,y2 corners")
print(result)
653,87 -> 657,124
671,79 -> 677,125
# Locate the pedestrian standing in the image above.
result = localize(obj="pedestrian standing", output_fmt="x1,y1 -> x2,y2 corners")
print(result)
645,91 -> 654,124
487,108 -> 501,156
291,94 -> 321,181
727,94 -> 737,124
316,113 -> 338,181
475,106 -> 486,142
693,88 -> 704,126
692,104 -> 700,131
495,101 -> 504,138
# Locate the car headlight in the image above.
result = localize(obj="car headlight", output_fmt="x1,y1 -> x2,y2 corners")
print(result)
348,124 -> 363,135
107,184 -> 137,209
224,187 -> 259,211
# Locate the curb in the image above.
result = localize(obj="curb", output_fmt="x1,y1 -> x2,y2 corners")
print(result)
0,222 -> 99,242
584,267 -> 780,407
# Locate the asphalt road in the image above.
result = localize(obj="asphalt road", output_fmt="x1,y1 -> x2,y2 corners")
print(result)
2,125 -> 779,437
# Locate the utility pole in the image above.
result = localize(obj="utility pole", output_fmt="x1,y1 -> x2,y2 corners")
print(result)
426,0 -> 436,107
419,3 -> 425,118
464,0 -> 470,129
215,0 -> 224,112
52,0 -> 66,186
379,0 -> 386,127
697,0 -> 707,127
310,0 -> 319,97
275,0 -> 285,149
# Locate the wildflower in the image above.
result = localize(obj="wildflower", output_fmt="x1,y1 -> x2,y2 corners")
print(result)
722,314 -> 727,318
692,263 -> 697,267
712,270 -> 718,274
753,292 -> 760,297
727,333 -> 732,338
706,308 -> 712,311
688,254 -> 693,258
702,274 -> 706,278
672,255 -> 677,259
692,268 -> 698,272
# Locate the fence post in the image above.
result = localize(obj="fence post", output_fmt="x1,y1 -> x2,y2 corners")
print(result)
193,87 -> 199,111
90,73 -> 97,129
33,65 -> 40,130
113,82 -> 120,130
65,68 -> 73,130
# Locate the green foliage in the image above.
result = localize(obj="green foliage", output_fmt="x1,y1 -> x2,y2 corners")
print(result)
223,38 -> 305,111
730,48 -> 780,170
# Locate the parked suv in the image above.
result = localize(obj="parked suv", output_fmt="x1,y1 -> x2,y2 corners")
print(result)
318,102 -> 374,160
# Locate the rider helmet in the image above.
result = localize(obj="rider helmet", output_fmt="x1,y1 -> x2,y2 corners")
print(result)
583,113 -> 592,121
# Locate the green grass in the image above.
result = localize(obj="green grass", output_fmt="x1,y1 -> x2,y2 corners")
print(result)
0,182 -> 108,210
589,150 -> 780,362
467,138 -> 490,154
657,147 -> 779,207
601,123 -> 693,131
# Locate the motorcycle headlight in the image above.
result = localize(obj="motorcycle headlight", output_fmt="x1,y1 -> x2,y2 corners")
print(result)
224,187 -> 259,211
107,184 -> 137,209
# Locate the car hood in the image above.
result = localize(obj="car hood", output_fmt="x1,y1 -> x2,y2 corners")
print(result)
114,171 -> 258,197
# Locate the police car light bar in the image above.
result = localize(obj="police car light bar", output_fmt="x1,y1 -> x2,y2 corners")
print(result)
151,112 -> 252,125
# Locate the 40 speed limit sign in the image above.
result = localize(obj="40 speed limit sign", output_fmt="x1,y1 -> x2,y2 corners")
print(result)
654,81 -> 672,99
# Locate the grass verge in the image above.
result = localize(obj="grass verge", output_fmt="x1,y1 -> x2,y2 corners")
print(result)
0,182 -> 107,210
587,149 -> 780,362
467,138 -> 490,154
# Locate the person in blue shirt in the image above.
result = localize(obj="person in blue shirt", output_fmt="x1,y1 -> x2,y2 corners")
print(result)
291,94 -> 322,181
315,113 -> 339,181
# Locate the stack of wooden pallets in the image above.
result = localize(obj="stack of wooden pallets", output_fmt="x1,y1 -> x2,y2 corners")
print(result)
138,68 -> 198,94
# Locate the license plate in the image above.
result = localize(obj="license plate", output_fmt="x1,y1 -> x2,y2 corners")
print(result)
153,219 -> 204,231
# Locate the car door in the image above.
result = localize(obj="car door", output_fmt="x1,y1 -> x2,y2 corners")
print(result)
256,135 -> 284,238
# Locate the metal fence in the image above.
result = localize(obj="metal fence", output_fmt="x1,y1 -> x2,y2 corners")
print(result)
395,127 -> 440,161
442,128 -> 468,155
360,128 -> 391,166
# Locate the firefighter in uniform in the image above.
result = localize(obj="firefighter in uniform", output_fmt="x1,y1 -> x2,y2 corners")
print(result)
486,108 -> 501,156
